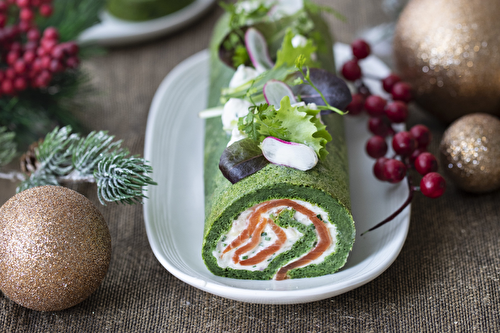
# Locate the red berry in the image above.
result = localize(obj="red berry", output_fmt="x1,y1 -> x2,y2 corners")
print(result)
23,50 -> 36,63
27,28 -> 40,41
383,159 -> 407,183
5,68 -> 16,79
43,26 -> 59,41
36,46 -> 46,57
0,71 -> 4,81
373,157 -> 389,181
391,82 -> 412,103
35,70 -> 51,87
39,4 -> 53,17
65,56 -> 79,69
366,136 -> 388,159
6,50 -> 20,65
346,93 -> 364,115
385,101 -> 408,123
351,39 -> 370,60
40,55 -> 51,69
1,79 -> 14,95
31,0 -> 39,5
382,74 -> 401,93
20,8 -> 34,21
368,117 -> 393,137
63,41 -> 79,56
392,131 -> 416,156
49,59 -> 63,72
364,95 -> 387,117
32,57 -> 43,72
414,152 -> 438,176
16,0 -> 30,7
51,44 -> 65,59
41,38 -> 57,53
409,147 -> 426,164
410,124 -> 431,149
14,59 -> 27,74
13,76 -> 27,91
420,172 -> 446,198
0,1 -> 8,12
341,59 -> 362,81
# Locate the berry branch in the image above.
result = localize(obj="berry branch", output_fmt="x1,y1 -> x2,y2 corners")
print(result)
0,0 -> 102,149
340,39 -> 446,234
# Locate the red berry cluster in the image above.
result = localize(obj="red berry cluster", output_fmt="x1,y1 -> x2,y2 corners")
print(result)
341,39 -> 446,200
0,0 -> 80,96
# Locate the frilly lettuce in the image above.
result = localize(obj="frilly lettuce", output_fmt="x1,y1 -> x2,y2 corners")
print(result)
238,96 -> 332,159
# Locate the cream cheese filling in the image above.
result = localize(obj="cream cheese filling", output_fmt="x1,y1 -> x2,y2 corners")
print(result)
213,199 -> 338,272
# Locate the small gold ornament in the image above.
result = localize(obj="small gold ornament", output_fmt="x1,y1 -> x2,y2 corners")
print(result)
0,186 -> 111,311
393,0 -> 500,123
440,114 -> 500,193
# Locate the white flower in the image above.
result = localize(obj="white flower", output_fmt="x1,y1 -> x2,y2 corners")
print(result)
229,65 -> 260,88
291,34 -> 317,61
222,98 -> 252,133
291,34 -> 308,48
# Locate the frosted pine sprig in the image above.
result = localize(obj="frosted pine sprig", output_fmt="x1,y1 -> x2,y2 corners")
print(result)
0,127 -> 17,167
1,126 -> 156,205
95,152 -> 156,205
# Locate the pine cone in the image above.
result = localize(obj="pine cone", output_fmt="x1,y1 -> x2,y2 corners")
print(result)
20,139 -> 42,175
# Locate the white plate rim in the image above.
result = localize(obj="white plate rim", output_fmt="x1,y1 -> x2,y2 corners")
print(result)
78,0 -> 216,47
144,46 -> 410,304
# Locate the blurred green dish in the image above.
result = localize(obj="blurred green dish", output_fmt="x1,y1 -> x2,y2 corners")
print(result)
107,0 -> 195,21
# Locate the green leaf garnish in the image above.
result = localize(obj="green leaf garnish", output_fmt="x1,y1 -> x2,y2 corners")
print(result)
238,96 -> 332,159
232,44 -> 250,67
275,29 -> 318,68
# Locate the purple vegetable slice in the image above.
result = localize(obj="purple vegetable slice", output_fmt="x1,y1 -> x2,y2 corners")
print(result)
292,68 -> 352,111
219,138 -> 270,184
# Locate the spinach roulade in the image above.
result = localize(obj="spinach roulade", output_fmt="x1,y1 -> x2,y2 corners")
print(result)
202,0 -> 355,280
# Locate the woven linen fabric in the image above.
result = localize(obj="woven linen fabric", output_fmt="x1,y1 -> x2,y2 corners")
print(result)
1,1 -> 499,332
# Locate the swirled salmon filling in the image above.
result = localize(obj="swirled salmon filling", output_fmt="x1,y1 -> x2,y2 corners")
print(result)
213,199 -> 338,280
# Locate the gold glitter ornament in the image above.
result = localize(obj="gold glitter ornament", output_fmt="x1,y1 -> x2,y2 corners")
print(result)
440,114 -> 500,193
0,186 -> 111,311
393,0 -> 500,123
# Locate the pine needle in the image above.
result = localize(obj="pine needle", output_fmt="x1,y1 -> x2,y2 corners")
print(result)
15,126 -> 157,205
0,127 -> 17,167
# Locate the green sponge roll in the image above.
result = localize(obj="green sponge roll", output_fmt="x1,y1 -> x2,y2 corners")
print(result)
202,8 -> 355,280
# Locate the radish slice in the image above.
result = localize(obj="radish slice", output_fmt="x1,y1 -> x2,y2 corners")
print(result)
245,28 -> 274,73
261,137 -> 318,171
263,80 -> 297,107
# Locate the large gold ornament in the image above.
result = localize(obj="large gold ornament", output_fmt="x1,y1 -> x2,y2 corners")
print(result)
393,0 -> 500,123
440,114 -> 500,193
0,186 -> 111,311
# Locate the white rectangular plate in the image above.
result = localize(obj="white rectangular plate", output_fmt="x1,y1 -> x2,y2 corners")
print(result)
143,45 -> 410,304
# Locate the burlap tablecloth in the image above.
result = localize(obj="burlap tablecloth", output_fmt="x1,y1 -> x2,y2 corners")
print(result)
1,1 -> 499,331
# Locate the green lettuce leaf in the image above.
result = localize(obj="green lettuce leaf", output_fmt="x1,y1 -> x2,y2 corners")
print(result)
238,96 -> 332,159
275,29 -> 318,68
274,96 -> 331,159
